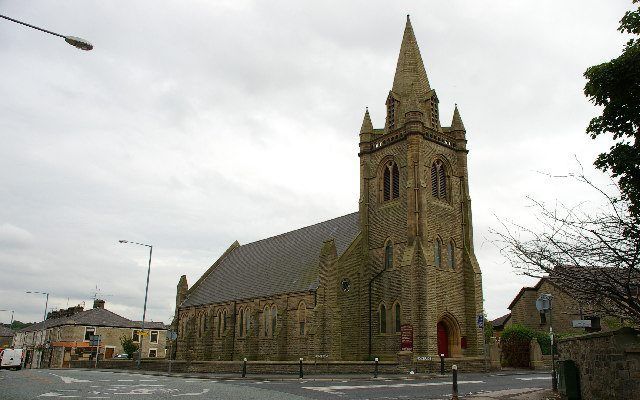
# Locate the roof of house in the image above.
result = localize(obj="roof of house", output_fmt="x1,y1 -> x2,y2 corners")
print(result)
507,278 -> 548,310
17,307 -> 166,333
182,212 -> 361,307
491,313 -> 511,329
0,326 -> 14,337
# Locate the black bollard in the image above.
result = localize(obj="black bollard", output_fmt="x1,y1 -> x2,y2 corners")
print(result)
242,358 -> 247,378
451,364 -> 459,400
299,358 -> 304,379
440,353 -> 445,375
374,357 -> 379,378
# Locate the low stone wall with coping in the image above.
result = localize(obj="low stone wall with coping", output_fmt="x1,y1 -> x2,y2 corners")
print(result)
69,356 -> 488,375
557,327 -> 640,399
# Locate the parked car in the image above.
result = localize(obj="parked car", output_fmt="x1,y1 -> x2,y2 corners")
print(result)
0,348 -> 25,370
113,353 -> 129,359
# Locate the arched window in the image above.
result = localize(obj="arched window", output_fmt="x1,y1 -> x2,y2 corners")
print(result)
271,305 -> 278,337
447,240 -> 455,269
238,308 -> 244,337
222,310 -> 227,333
298,302 -> 306,336
216,311 -> 222,338
379,303 -> 387,334
245,308 -> 251,336
434,238 -> 442,268
263,305 -> 270,337
382,161 -> 400,202
198,314 -> 203,338
394,302 -> 401,333
431,160 -> 447,200
384,241 -> 393,269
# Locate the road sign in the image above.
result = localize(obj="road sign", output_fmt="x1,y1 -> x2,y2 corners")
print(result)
536,294 -> 553,311
572,319 -> 592,328
89,335 -> 101,346
476,314 -> 484,329
168,331 -> 177,340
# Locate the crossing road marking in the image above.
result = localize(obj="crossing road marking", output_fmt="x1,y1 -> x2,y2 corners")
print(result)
302,380 -> 484,395
515,376 -> 552,381
49,373 -> 91,384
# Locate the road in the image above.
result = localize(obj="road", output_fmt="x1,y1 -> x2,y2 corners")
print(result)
0,369 -> 553,399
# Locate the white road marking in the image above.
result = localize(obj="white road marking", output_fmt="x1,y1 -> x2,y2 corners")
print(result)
98,379 -> 111,382
139,379 -> 157,381
172,389 -> 210,396
49,373 -> 91,384
302,380 -> 484,395
38,394 -> 80,398
117,379 -> 134,382
515,376 -> 552,381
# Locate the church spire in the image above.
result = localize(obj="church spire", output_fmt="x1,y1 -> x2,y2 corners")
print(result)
360,107 -> 373,134
451,104 -> 465,131
391,15 -> 431,98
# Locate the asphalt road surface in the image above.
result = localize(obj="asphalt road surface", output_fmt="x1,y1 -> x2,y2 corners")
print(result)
0,369 -> 553,399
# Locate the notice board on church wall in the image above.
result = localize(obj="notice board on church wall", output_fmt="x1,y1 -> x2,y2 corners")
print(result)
400,324 -> 413,351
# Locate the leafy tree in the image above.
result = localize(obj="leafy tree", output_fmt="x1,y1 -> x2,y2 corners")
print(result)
584,1 -> 640,221
119,335 -> 138,359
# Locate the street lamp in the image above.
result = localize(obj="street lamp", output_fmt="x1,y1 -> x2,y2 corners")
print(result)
0,309 -> 15,330
26,291 -> 50,321
0,14 -> 93,51
119,239 -> 153,368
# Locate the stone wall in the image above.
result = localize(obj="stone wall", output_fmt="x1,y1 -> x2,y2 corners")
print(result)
557,327 -> 640,399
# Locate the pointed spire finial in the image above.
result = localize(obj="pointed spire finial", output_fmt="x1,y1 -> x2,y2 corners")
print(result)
360,107 -> 373,134
452,104 -> 465,131
392,16 -> 430,98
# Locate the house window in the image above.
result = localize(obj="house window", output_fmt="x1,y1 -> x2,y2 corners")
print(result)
382,161 -> 400,202
298,302 -> 307,336
394,302 -> 401,333
150,331 -> 158,344
132,329 -> 140,343
384,241 -> 393,269
447,241 -> 455,269
148,348 -> 157,358
434,238 -> 442,268
84,327 -> 96,341
379,303 -> 387,334
271,305 -> 277,336
431,160 -> 447,200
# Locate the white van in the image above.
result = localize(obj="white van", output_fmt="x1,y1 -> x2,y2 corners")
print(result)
0,349 -> 25,370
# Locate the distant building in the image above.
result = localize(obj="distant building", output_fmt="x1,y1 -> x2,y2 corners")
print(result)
13,300 -> 166,368
0,326 -> 14,349
490,313 -> 511,338
506,277 -> 610,334
174,16 -> 484,362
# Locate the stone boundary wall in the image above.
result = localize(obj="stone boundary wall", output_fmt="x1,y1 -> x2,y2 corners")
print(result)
557,327 -> 640,400
70,356 -> 488,375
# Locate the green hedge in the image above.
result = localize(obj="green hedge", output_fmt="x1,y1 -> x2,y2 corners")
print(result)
500,324 -> 552,367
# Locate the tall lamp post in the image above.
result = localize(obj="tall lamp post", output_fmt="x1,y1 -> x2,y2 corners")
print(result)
0,309 -> 15,330
26,291 -> 50,321
119,240 -> 153,368
0,14 -> 92,50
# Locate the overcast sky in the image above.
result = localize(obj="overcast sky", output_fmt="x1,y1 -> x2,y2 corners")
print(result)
0,1 -> 632,326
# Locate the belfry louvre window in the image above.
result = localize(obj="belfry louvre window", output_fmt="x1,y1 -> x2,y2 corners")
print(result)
387,97 -> 396,130
431,160 -> 447,200
382,161 -> 400,202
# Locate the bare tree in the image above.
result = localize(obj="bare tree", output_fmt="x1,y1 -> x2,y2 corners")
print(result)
493,172 -> 640,326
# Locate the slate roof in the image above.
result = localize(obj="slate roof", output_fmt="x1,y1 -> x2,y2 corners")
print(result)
491,313 -> 511,329
18,307 -> 166,333
182,212 -> 361,307
0,326 -> 14,337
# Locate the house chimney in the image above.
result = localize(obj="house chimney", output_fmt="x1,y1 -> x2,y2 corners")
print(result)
93,299 -> 105,309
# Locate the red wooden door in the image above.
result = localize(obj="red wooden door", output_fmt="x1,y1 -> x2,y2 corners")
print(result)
437,322 -> 449,357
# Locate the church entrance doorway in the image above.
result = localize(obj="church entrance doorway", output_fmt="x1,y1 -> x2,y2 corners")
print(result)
436,314 -> 461,357
437,321 -> 449,357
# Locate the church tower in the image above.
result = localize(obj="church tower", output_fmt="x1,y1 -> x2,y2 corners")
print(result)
358,16 -> 483,359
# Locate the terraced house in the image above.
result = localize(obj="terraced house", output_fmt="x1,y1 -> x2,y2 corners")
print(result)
175,16 -> 483,362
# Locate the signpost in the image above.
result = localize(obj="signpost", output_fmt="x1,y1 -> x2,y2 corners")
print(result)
167,331 -> 177,373
478,313 -> 487,371
572,320 -> 592,328
400,324 -> 413,352
536,294 -> 556,391
90,335 -> 101,369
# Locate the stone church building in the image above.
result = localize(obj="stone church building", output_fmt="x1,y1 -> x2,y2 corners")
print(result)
174,17 -> 483,362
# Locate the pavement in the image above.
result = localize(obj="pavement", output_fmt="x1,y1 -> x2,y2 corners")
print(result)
1,368 -> 560,399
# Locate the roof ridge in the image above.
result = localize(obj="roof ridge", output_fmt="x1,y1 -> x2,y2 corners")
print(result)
239,211 -> 358,249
